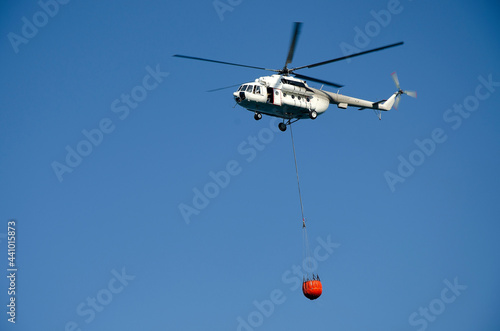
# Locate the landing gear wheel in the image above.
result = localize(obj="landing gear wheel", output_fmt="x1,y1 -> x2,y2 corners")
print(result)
278,122 -> 287,132
254,112 -> 262,121
309,110 -> 318,120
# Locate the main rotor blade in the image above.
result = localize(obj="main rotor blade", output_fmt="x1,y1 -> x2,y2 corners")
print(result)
293,73 -> 343,88
292,41 -> 404,71
173,54 -> 277,72
206,83 -> 242,93
285,22 -> 302,66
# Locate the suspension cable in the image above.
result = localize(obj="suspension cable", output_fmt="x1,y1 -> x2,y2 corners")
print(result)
290,124 -> 306,228
290,124 -> 315,279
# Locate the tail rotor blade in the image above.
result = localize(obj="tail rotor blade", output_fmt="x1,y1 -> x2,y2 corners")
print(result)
394,95 -> 401,110
389,72 -> 415,110
391,72 -> 400,90
405,90 -> 417,98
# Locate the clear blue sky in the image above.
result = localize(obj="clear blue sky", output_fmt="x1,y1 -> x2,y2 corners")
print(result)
1,0 -> 500,330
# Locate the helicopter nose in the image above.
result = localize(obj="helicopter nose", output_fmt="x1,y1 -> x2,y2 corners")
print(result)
234,91 -> 245,103
238,91 -> 246,101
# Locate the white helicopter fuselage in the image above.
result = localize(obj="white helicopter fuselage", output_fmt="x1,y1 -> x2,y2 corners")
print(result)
174,23 -> 411,130
233,74 -> 397,121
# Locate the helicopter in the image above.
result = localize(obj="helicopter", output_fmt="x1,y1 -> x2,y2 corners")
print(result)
174,22 -> 416,132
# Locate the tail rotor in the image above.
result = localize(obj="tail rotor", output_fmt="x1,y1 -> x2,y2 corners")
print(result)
391,72 -> 416,110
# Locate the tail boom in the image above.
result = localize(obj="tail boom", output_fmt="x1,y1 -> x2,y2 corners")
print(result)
312,88 -> 398,112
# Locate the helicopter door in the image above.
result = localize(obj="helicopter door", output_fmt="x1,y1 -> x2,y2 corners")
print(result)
272,89 -> 282,106
266,87 -> 274,104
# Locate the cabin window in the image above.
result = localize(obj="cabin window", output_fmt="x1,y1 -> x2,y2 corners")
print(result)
281,78 -> 306,88
255,86 -> 261,94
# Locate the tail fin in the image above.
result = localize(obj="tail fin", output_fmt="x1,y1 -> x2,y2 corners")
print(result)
380,92 -> 398,111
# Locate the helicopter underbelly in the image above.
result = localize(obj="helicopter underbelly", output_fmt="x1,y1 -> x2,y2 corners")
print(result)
235,93 -> 329,120
240,100 -> 311,119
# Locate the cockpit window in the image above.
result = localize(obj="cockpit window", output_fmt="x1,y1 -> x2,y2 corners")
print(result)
239,84 -> 261,93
